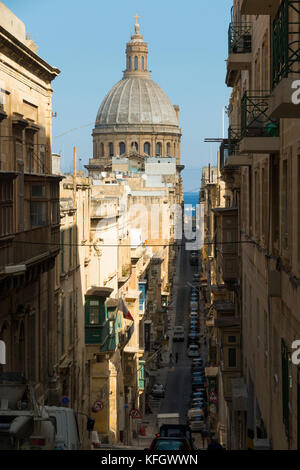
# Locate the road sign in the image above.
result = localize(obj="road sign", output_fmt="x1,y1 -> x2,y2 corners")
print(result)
61,395 -> 69,406
208,390 -> 218,403
92,400 -> 104,412
130,409 -> 142,419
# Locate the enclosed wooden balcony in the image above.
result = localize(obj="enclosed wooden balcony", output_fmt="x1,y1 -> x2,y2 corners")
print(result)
226,22 -> 252,87
213,207 -> 239,285
241,0 -> 280,16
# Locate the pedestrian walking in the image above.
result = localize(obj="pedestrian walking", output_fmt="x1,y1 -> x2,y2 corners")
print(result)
169,353 -> 174,368
175,352 -> 179,363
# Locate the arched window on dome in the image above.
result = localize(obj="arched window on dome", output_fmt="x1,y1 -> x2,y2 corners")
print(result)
129,56 -> 132,70
144,142 -> 151,155
166,143 -> 171,156
134,56 -> 138,70
100,143 -> 104,157
142,56 -> 144,70
119,142 -> 126,155
131,142 -> 138,152
109,142 -> 114,157
156,142 -> 162,157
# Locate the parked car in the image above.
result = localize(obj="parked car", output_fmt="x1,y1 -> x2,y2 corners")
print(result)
151,384 -> 165,398
173,326 -> 184,342
188,334 -> 200,346
158,424 -> 196,450
189,415 -> 205,432
148,437 -> 192,451
187,344 -> 201,357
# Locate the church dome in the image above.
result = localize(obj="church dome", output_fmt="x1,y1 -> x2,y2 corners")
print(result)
95,77 -> 179,128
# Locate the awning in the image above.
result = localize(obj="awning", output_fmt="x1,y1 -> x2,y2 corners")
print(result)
106,298 -> 119,308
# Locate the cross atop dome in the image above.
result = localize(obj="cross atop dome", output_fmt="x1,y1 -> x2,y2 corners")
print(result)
133,12 -> 141,34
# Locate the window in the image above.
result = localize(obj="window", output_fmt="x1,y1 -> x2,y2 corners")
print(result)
144,142 -> 150,155
89,300 -> 100,324
134,56 -> 138,70
51,182 -> 59,225
119,142 -> 126,155
0,180 -> 13,237
109,142 -> 114,157
61,298 -> 65,355
30,185 -> 47,227
282,159 -> 288,249
69,227 -> 73,268
30,202 -> 47,227
166,142 -> 171,156
156,142 -> 162,156
40,146 -> 46,174
61,230 -> 65,274
228,336 -> 236,343
69,294 -> 73,346
228,348 -> 237,367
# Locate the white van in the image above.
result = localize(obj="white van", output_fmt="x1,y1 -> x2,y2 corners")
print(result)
45,406 -> 81,450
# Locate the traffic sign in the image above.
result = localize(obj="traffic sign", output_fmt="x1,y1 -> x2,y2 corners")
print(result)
92,400 -> 104,412
130,409 -> 142,419
61,395 -> 69,406
208,390 -> 218,403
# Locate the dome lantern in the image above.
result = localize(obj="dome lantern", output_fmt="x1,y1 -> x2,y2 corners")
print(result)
124,13 -> 150,79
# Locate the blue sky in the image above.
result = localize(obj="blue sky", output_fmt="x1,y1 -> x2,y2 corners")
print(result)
6,0 -> 232,192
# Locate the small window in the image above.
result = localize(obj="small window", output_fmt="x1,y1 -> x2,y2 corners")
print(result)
31,185 -> 45,198
89,300 -> 100,325
156,142 -> 162,156
109,142 -> 114,157
144,142 -> 150,155
228,335 -> 236,343
166,142 -> 171,156
119,142 -> 126,155
134,56 -> 138,70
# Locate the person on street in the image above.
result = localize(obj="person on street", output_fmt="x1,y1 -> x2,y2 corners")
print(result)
175,352 -> 179,363
169,353 -> 174,368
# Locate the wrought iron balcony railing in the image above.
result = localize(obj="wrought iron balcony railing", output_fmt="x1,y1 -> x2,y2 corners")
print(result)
228,126 -> 242,156
272,0 -> 300,88
241,91 -> 280,138
228,22 -> 252,54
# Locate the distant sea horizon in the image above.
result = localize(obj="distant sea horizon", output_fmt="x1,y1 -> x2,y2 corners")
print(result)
183,191 -> 199,215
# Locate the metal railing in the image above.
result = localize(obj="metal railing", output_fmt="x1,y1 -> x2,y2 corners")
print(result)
272,0 -> 300,88
228,22 -> 252,54
241,91 -> 280,138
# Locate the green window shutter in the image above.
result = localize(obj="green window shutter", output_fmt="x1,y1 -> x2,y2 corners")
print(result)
61,298 -> 65,354
69,294 -> 73,346
69,227 -> 73,268
61,230 -> 65,273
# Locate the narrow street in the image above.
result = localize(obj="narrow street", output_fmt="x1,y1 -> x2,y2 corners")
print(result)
157,242 -> 208,449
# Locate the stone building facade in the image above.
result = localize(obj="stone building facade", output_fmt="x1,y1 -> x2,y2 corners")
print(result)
0,2 -> 61,405
203,0 -> 300,450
